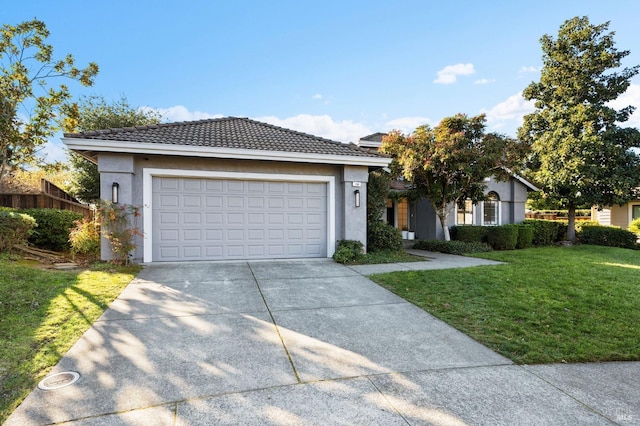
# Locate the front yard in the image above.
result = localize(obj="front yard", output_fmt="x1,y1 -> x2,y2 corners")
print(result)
370,245 -> 640,365
0,256 -> 141,424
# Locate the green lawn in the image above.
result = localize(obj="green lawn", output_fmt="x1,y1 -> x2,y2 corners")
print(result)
370,245 -> 640,365
0,256 -> 141,424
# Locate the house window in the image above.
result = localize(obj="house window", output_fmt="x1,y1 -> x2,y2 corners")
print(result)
397,198 -> 409,231
456,199 -> 474,225
483,192 -> 500,226
633,205 -> 640,220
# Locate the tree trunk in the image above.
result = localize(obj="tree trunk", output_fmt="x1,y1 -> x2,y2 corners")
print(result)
567,202 -> 576,243
438,213 -> 451,241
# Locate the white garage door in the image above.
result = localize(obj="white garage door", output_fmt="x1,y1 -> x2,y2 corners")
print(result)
152,177 -> 327,261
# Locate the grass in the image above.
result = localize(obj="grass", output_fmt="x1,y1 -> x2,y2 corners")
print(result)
370,245 -> 640,365
355,249 -> 425,264
0,255 -> 141,424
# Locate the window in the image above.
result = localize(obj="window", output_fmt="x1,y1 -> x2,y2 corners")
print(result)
483,192 -> 500,226
633,205 -> 640,220
456,199 -> 474,225
397,198 -> 409,231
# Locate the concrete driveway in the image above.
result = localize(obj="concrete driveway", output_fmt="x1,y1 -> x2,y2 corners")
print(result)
6,259 -> 638,425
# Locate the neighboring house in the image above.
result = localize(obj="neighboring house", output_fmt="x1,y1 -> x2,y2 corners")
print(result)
63,117 -> 390,262
358,133 -> 539,240
594,202 -> 640,228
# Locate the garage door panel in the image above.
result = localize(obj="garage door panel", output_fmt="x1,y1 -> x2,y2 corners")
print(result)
153,177 -> 327,261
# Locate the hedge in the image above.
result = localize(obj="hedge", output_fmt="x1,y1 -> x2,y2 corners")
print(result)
367,221 -> 403,252
516,225 -> 534,249
524,219 -> 566,246
578,225 -> 638,250
485,225 -> 519,250
18,209 -> 84,251
333,240 -> 364,264
450,225 -> 488,243
0,211 -> 37,252
413,239 -> 492,255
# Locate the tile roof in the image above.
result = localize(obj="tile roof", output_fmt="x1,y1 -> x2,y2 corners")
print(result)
64,117 -> 384,159
358,132 -> 388,143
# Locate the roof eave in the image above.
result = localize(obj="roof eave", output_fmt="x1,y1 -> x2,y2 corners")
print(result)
61,138 -> 392,168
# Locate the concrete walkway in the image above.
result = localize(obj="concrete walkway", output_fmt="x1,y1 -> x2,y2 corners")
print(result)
5,255 -> 639,425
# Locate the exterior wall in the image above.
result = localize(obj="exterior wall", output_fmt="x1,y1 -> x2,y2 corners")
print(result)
97,153 -> 365,261
413,175 -> 533,240
342,166 -> 369,250
609,201 -> 640,229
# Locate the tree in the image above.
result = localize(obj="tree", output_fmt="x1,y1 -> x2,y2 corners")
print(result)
68,95 -> 162,202
519,16 -> 640,243
381,113 -> 518,241
0,19 -> 99,191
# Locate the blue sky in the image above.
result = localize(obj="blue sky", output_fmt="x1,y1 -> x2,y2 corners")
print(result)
6,1 -> 640,162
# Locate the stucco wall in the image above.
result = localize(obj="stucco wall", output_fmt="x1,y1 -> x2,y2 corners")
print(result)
98,153 -> 365,261
609,202 -> 639,229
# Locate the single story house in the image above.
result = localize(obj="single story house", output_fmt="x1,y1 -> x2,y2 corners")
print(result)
357,133 -> 539,240
593,202 -> 640,228
63,117 -> 390,262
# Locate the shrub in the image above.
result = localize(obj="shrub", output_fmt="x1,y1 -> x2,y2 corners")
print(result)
524,219 -> 565,246
0,211 -> 37,252
19,209 -> 83,251
486,225 -> 519,250
413,239 -> 492,255
332,240 -> 364,264
97,202 -> 142,265
516,225 -> 534,249
450,225 -> 488,243
578,225 -> 638,249
629,218 -> 640,234
367,221 -> 403,252
69,218 -> 101,261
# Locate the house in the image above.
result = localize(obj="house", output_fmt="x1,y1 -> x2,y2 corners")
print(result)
593,202 -> 640,228
358,133 -> 539,240
63,117 -> 390,262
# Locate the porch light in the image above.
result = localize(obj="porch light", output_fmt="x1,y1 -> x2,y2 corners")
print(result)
112,182 -> 119,204
354,189 -> 360,208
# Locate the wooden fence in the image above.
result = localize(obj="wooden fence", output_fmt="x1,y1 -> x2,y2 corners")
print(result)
0,179 -> 92,219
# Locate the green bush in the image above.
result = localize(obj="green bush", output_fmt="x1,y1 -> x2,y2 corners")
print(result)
0,211 -> 37,252
516,225 -> 534,249
524,219 -> 566,246
628,218 -> 640,234
486,225 -> 519,250
578,225 -> 638,249
332,240 -> 364,264
413,239 -> 492,255
19,209 -> 84,251
367,221 -> 403,252
450,225 -> 488,243
69,218 -> 101,260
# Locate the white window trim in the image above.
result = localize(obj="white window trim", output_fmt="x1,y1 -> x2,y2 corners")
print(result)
142,168 -> 336,263
454,200 -> 476,226
481,199 -> 501,226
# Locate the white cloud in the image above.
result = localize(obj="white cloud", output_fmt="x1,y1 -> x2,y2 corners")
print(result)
384,116 -> 432,133
312,94 -> 323,100
142,105 -> 223,122
608,83 -> 640,128
38,138 -> 69,164
481,92 -> 536,135
256,114 -> 371,143
434,63 -> 475,84
474,78 -> 496,85
519,66 -> 539,74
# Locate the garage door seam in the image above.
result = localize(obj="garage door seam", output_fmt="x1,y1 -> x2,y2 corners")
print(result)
248,262 -> 302,384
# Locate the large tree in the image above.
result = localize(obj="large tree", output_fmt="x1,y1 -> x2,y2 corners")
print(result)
519,16 -> 640,242
68,95 -> 162,202
0,19 -> 99,191
381,113 -> 519,240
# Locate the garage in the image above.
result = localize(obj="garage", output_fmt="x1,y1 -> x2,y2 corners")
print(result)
151,176 -> 328,261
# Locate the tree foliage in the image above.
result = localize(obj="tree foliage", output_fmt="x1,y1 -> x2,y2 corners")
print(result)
68,95 -> 161,202
381,113 -> 520,240
519,16 -> 640,242
0,19 -> 99,191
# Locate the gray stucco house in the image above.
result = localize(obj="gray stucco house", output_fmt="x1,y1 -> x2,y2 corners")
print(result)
63,118 -> 390,262
358,132 -> 539,240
